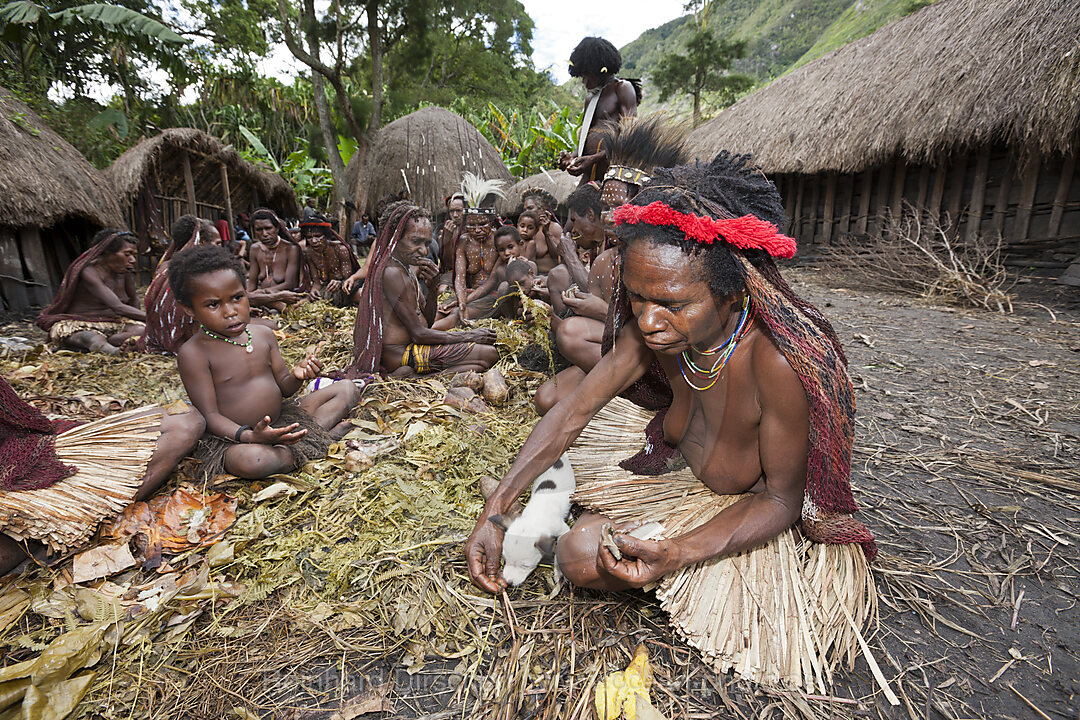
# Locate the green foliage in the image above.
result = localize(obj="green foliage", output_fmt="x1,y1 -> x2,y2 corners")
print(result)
653,27 -> 755,124
454,101 -> 577,178
87,106 -> 128,139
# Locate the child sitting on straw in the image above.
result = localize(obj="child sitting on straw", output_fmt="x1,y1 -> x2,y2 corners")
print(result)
171,245 -> 359,480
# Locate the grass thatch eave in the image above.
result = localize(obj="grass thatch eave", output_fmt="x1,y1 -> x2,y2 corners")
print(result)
105,128 -> 298,217
0,87 -> 124,231
687,0 -> 1080,175
360,106 -> 513,215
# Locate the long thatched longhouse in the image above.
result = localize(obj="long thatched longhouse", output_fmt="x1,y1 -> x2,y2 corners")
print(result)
106,128 -> 298,255
0,87 -> 125,310
687,0 -> 1080,267
355,107 -> 513,216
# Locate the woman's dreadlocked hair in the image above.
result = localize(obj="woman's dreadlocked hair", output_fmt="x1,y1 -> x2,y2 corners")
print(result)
569,36 -> 621,78
617,151 -> 845,362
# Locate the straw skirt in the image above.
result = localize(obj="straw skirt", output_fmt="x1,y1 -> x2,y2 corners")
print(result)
568,398 -> 876,692
0,406 -> 163,553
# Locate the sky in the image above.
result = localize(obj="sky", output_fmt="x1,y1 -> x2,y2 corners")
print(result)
522,0 -> 689,84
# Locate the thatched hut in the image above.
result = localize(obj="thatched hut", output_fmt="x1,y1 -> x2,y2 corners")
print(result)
495,170 -> 579,219
0,87 -> 124,310
687,0 -> 1080,267
355,107 -> 513,217
106,128 -> 298,254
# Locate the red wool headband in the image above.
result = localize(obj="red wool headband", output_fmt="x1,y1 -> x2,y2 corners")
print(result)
612,201 -> 796,259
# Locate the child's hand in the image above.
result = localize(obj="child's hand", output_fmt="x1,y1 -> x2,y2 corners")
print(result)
249,416 -> 307,445
292,341 -> 324,380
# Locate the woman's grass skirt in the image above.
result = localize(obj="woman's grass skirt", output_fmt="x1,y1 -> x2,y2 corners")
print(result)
568,397 -> 877,692
0,407 -> 162,553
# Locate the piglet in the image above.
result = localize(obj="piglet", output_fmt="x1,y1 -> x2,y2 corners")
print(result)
489,453 -> 575,586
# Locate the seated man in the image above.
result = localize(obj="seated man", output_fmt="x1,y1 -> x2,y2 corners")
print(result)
0,376 -> 204,575
172,245 -> 359,480
300,213 -> 359,306
438,193 -> 466,277
544,183 -> 609,318
466,153 -> 877,690
344,201 -> 498,377
36,229 -> 145,355
521,189 -> 564,274
246,208 -> 305,310
537,115 -> 690,413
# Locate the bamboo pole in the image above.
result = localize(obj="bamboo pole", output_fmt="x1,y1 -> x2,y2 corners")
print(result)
856,171 -> 873,234
220,162 -> 235,242
182,150 -> 197,215
1015,151 -> 1042,241
1047,154 -> 1075,239
966,148 -> 992,241
822,174 -> 837,246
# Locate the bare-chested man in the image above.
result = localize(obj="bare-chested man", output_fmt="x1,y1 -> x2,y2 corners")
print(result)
345,201 -> 498,378
454,207 -> 501,321
439,193 -> 466,275
246,208 -> 304,309
36,229 -> 145,354
558,36 -> 639,185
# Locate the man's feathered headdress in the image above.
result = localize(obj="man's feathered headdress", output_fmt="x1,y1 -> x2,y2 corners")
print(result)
461,172 -> 506,217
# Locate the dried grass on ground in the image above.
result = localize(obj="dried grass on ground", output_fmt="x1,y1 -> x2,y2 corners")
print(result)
1,277 -> 1079,720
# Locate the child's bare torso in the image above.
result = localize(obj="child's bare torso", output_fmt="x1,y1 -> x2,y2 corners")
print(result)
189,328 -> 285,425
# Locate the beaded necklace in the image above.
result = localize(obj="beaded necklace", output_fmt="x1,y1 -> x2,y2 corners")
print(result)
200,324 -> 254,353
677,297 -> 752,392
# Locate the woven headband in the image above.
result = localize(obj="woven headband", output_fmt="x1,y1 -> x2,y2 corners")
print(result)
604,165 -> 652,187
299,221 -> 333,228
612,201 -> 796,259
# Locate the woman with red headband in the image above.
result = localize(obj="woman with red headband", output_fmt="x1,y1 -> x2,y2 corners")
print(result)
466,152 -> 878,690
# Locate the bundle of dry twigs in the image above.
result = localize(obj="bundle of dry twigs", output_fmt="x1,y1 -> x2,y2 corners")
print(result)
0,407 -> 162,552
821,204 -> 1014,313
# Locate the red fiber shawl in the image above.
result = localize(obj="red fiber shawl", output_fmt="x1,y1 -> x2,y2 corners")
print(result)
0,377 -> 78,491
342,208 -> 420,377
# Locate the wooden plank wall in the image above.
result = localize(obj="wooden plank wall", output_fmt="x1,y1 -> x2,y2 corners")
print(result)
0,220 -> 87,311
776,145 -> 1080,264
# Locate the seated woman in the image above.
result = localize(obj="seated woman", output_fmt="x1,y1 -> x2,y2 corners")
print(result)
300,212 -> 359,306
521,188 -> 564,274
246,208 -> 305,310
138,215 -> 221,355
36,230 -> 145,355
466,153 -> 877,690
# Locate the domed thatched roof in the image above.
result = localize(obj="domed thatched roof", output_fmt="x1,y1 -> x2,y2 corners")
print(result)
495,170 -> 579,217
0,87 -> 123,230
358,107 -> 513,215
687,0 -> 1080,174
106,128 -> 298,216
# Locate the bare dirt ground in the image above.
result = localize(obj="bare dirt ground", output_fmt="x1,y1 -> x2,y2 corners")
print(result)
1,268 -> 1078,720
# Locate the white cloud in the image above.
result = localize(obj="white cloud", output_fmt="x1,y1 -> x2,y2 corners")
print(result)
522,0 -> 688,84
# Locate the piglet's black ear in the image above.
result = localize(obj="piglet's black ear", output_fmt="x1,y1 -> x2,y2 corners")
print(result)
534,535 -> 557,558
488,514 -> 509,531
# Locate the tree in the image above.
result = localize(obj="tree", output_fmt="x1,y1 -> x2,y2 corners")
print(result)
0,0 -> 188,104
652,26 -> 754,127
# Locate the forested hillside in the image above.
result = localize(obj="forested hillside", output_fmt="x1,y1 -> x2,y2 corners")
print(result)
621,0 -> 935,83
